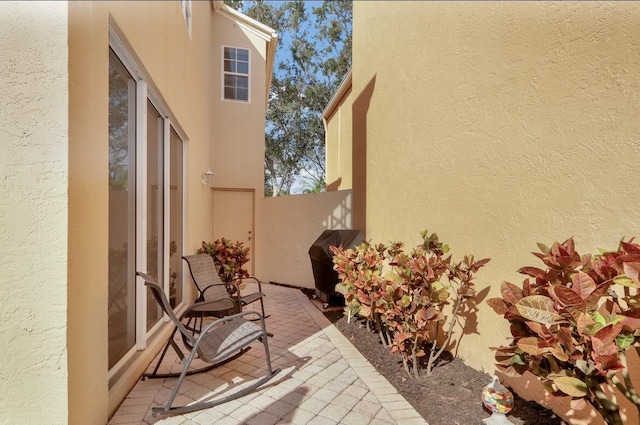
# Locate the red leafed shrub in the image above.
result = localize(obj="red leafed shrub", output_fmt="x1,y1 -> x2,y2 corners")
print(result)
487,238 -> 640,425
332,231 -> 489,378
197,238 -> 250,284
330,240 -> 389,335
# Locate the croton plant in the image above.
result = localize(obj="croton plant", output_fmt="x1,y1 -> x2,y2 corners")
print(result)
332,231 -> 489,378
487,238 -> 640,425
330,239 -> 387,326
197,238 -> 250,284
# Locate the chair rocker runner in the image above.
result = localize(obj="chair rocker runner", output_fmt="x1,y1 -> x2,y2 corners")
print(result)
183,253 -> 269,318
137,272 -> 280,416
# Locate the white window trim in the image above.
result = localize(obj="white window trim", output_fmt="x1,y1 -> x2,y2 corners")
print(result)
222,45 -> 251,103
163,119 -> 172,312
108,28 -> 189,379
179,0 -> 192,37
135,79 -> 149,351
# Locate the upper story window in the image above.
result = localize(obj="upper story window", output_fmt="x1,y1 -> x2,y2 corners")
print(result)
223,46 -> 250,102
179,0 -> 192,35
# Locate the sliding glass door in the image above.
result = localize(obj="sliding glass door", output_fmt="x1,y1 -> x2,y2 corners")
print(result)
146,100 -> 164,330
170,128 -> 184,308
108,43 -> 186,373
108,49 -> 137,369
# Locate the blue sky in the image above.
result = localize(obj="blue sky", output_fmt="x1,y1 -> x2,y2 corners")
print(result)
241,1 -> 325,76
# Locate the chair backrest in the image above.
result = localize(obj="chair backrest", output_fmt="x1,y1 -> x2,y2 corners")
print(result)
182,254 -> 229,302
136,271 -> 194,344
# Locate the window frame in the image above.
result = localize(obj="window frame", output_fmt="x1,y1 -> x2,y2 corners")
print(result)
222,45 -> 251,103
179,0 -> 192,37
108,29 -> 188,379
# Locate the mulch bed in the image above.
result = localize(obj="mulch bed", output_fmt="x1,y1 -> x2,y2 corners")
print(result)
305,290 -> 566,425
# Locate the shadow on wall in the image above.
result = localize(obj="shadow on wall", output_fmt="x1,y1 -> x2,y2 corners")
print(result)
326,176 -> 342,191
260,190 -> 354,289
323,191 -> 351,230
352,74 -> 376,237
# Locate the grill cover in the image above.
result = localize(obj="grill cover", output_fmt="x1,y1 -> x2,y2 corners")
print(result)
308,230 -> 363,303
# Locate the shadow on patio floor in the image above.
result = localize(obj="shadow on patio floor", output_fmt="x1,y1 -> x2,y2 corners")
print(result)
109,282 -> 426,425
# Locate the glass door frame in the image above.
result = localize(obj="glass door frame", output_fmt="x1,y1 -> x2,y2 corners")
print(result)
108,28 -> 188,379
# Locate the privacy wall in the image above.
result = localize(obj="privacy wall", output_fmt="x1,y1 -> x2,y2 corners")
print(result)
259,190 -> 353,289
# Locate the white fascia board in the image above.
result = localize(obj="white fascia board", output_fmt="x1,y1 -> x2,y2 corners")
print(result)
322,68 -> 353,120
212,1 -> 276,42
212,1 -> 278,106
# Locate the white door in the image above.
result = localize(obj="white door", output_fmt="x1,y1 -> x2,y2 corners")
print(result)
212,189 -> 255,275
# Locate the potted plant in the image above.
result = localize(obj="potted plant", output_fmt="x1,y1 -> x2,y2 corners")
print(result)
197,238 -> 250,284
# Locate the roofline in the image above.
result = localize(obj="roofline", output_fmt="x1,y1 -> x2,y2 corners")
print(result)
212,1 -> 278,106
322,68 -> 353,120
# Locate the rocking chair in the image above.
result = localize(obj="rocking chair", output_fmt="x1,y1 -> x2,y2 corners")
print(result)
183,254 -> 268,318
137,272 -> 280,416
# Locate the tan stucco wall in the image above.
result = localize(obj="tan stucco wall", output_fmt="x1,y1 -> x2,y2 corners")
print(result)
68,1 -> 228,422
209,12 -> 269,273
0,2 -> 69,422
325,84 -> 354,191
353,2 -> 640,423
210,13 -> 268,192
259,190 -> 353,288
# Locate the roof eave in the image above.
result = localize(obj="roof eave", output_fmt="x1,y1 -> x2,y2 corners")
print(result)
212,1 -> 278,106
322,68 -> 353,121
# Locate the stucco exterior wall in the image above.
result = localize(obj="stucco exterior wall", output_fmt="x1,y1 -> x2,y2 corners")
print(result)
259,190 -> 353,289
0,2 -> 69,423
353,2 -> 640,422
210,11 -> 269,273
325,82 -> 354,191
210,13 -> 268,192
68,1 -> 225,422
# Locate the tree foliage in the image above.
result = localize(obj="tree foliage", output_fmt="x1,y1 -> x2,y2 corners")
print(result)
225,0 -> 352,196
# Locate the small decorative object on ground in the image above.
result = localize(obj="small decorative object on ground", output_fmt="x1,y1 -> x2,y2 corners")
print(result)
482,375 -> 515,425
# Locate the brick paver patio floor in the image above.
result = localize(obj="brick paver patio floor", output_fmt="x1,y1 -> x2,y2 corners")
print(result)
109,282 -> 427,425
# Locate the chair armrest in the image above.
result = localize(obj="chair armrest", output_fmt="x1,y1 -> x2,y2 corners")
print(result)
201,283 -> 233,301
202,283 -> 230,290
233,276 -> 265,292
224,281 -> 242,304
181,297 -> 234,318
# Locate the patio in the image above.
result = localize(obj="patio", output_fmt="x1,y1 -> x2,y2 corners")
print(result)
108,281 -> 428,425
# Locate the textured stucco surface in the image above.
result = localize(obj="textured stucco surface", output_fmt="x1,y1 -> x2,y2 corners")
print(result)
325,84 -> 354,191
260,190 -> 352,289
210,11 -> 269,276
350,2 -> 640,423
210,12 -> 268,193
0,2 -> 69,423
65,2 -> 273,422
2,1 -> 273,423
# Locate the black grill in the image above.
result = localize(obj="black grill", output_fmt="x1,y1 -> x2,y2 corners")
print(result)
308,230 -> 363,306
